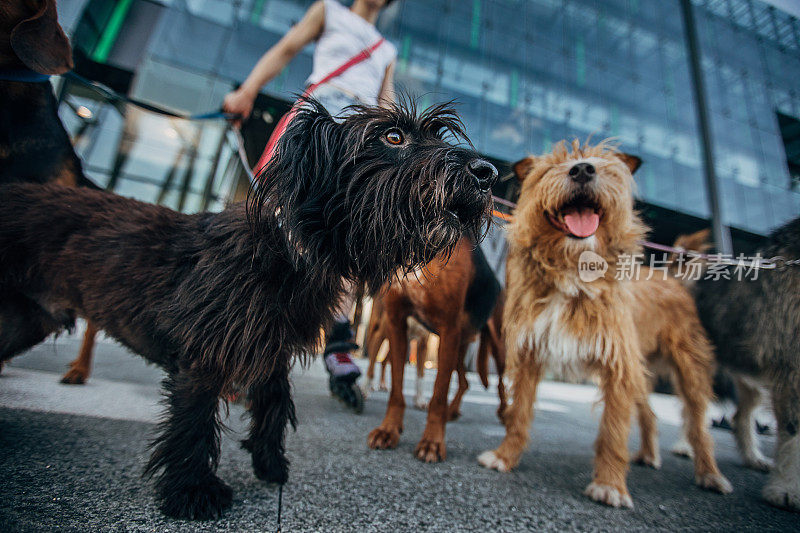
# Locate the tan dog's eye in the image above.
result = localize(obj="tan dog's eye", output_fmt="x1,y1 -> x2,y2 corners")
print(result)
385,129 -> 404,145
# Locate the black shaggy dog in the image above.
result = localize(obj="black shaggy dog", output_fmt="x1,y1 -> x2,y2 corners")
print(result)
0,98 -> 497,519
694,216 -> 800,511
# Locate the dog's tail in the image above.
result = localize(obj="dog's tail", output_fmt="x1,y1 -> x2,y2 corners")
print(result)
668,228 -> 712,289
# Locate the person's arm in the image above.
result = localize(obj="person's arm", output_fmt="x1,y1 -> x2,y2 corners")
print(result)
223,0 -> 325,124
377,60 -> 396,107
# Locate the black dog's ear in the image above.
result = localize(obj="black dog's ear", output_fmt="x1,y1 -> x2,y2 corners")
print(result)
616,153 -> 643,174
10,0 -> 73,75
248,98 -> 341,237
512,156 -> 536,182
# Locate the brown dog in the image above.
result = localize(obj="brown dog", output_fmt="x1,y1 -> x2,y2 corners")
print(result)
368,235 -> 507,462
478,140 -> 731,507
0,0 -> 99,384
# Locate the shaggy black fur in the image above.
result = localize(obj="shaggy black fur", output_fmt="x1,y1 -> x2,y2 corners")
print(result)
0,99 -> 496,520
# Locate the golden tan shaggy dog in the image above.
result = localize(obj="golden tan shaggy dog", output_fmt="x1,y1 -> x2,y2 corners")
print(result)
478,140 -> 732,508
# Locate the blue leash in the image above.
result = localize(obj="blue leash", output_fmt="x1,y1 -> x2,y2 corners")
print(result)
0,68 -> 51,83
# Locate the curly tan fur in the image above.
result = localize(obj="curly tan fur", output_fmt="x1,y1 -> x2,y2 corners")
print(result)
478,140 -> 731,508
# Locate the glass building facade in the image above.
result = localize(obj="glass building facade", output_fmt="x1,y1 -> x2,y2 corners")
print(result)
56,0 -> 800,239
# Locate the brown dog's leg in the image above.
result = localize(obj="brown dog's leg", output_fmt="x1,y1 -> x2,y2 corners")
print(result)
585,364 -> 640,508
669,338 -> 733,493
478,357 -> 543,471
488,316 -> 507,423
379,353 -> 389,391
415,327 -> 462,462
413,336 -> 428,410
632,398 -> 661,469
60,321 -> 99,384
367,309 -> 408,450
447,349 -> 469,421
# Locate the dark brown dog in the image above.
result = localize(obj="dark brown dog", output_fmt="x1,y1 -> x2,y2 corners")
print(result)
367,235 -> 507,462
0,99 -> 497,518
0,0 -> 99,384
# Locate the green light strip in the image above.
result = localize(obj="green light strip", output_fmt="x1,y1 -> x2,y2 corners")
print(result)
610,106 -> 620,136
250,0 -> 267,24
470,0 -> 481,50
398,35 -> 411,74
575,37 -> 586,87
92,0 -> 134,63
510,69 -> 519,108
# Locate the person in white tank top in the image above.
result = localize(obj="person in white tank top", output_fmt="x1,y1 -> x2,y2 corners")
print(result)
223,0 -> 399,411
223,0 -> 397,121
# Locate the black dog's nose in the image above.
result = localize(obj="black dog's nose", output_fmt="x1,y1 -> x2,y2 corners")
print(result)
467,159 -> 498,191
569,162 -> 596,184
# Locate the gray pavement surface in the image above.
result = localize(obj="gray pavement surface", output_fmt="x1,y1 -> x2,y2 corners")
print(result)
0,324 -> 797,532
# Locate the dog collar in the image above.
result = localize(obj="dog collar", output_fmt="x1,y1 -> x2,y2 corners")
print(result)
0,67 -> 51,83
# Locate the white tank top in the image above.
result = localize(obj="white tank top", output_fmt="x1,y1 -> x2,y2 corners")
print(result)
307,0 -> 397,106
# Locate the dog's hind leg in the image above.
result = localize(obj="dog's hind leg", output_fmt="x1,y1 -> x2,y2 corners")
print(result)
145,368 -> 231,520
447,348 -> 469,421
60,321 -> 99,384
632,398 -> 661,469
243,362 -> 297,484
414,335 -> 429,410
0,291 -> 62,362
762,375 -> 800,511
733,375 -> 772,471
669,337 -> 733,494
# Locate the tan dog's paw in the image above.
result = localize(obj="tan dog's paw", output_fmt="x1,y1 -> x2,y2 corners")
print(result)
367,427 -> 401,450
670,438 -> 694,459
414,397 -> 429,411
414,437 -> 446,463
477,450 -> 509,472
695,472 -> 733,494
632,450 -> 662,469
584,482 -> 634,509
763,479 -> 800,511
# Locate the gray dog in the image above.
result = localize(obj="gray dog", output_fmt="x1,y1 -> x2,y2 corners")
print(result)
694,216 -> 800,511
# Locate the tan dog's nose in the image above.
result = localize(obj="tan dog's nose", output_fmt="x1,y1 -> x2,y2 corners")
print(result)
569,162 -> 595,184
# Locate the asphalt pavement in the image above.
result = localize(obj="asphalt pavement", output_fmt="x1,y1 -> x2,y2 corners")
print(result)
0,323 -> 796,532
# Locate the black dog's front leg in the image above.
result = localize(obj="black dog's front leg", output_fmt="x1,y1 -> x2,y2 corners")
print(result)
242,363 -> 297,484
145,368 -> 232,520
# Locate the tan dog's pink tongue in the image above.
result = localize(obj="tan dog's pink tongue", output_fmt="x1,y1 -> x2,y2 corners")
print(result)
563,207 -> 599,238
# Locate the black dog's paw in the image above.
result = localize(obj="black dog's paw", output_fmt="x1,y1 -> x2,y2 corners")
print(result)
243,439 -> 289,484
158,475 -> 233,520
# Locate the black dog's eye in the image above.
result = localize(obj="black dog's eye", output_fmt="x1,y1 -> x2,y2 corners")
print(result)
385,129 -> 404,145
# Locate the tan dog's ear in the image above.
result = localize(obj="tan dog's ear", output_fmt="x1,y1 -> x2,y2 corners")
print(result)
616,153 -> 642,174
10,0 -> 73,75
512,156 -> 536,182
